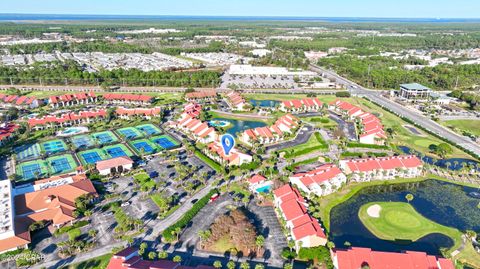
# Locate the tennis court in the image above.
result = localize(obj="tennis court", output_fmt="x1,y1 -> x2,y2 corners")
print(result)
91,131 -> 118,145
136,124 -> 162,136
116,127 -> 144,140
16,160 -> 49,181
130,139 -> 157,154
104,144 -> 134,158
41,139 -> 67,155
71,135 -> 94,149
15,143 -> 41,161
47,154 -> 77,174
151,135 -> 179,150
78,149 -> 108,165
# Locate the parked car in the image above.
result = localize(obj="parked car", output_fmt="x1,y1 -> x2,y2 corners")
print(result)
121,201 -> 131,207
149,171 -> 159,178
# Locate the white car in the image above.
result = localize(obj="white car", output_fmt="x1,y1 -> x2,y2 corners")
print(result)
121,201 -> 131,207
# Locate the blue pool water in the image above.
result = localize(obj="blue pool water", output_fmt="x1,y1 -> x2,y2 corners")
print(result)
211,118 -> 267,136
256,185 -> 272,193
250,99 -> 280,108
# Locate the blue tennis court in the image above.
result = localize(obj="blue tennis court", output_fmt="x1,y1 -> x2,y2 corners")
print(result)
92,131 -> 118,145
71,135 -> 94,149
50,157 -> 72,173
106,146 -> 128,158
118,129 -> 141,139
136,124 -> 161,136
153,137 -> 176,149
81,151 -> 103,164
21,163 -> 42,180
132,141 -> 155,153
42,140 -> 66,154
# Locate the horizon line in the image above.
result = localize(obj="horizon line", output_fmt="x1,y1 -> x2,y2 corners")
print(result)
1,13 -> 480,20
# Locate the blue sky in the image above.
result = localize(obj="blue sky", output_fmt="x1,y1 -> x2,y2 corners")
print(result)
1,0 -> 478,18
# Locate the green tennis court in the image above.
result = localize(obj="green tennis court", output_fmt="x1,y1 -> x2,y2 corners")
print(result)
150,135 -> 180,150
104,143 -> 134,158
78,148 -> 109,165
16,160 -> 49,182
47,154 -> 78,175
116,127 -> 144,140
91,131 -> 119,145
129,139 -> 158,155
71,135 -> 95,149
41,139 -> 67,155
136,124 -> 162,136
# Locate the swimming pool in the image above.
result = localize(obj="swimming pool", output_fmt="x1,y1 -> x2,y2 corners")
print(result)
56,126 -> 89,137
256,185 -> 272,193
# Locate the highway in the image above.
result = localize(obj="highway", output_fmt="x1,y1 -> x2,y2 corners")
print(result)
309,64 -> 480,158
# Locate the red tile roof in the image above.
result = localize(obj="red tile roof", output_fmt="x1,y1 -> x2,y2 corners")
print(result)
343,155 -> 422,173
335,247 -> 454,269
103,93 -> 153,103
247,174 -> 267,184
185,90 -> 217,100
28,110 -> 106,127
0,123 -> 19,142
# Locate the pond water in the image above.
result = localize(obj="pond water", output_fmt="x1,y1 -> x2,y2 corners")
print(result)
399,146 -> 479,171
212,117 -> 267,136
329,179 -> 480,255
249,99 -> 280,108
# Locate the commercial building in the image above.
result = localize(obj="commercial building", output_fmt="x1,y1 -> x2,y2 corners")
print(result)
96,156 -> 134,176
228,64 -> 317,78
333,247 -> 454,269
0,174 -> 97,253
290,164 -> 346,197
273,185 -> 327,250
399,83 -> 431,100
339,155 -> 423,182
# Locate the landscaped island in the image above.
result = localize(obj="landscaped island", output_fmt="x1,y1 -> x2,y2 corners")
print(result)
358,202 -> 462,245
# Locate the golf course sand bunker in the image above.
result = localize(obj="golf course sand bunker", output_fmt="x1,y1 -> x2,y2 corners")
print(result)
367,204 -> 381,218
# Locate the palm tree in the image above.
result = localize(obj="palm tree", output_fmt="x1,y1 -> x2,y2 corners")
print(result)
158,250 -> 168,259
240,262 -> 250,269
227,261 -> 236,269
213,260 -> 222,269
148,251 -> 157,260
255,235 -> 265,252
173,255 -> 182,262
405,193 -> 414,203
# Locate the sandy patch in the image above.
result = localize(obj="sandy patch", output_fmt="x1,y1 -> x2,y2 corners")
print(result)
367,204 -> 382,218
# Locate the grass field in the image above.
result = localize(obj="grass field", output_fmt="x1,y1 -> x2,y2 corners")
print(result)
280,132 -> 328,158
350,98 -> 473,159
207,236 -> 236,253
359,202 -> 462,244
358,201 -> 480,268
441,119 -> 480,136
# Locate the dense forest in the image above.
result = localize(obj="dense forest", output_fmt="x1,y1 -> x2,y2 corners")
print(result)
318,55 -> 480,90
0,61 -> 221,87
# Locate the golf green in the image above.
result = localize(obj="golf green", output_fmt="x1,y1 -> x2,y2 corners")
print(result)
358,202 -> 462,244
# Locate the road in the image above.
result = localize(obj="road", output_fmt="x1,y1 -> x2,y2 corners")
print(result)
309,64 -> 480,158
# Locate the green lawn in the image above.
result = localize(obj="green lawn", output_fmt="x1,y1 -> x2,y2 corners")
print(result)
351,98 -> 473,159
358,201 -> 480,268
441,119 -> 480,136
133,172 -> 156,190
359,202 -> 461,244
194,150 -> 222,173
280,132 -> 328,158
61,253 -> 112,269
207,236 -> 236,253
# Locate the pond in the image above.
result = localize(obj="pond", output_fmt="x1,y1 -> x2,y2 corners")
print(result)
211,117 -> 267,136
399,146 -> 479,171
329,179 -> 480,255
249,99 -> 280,108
